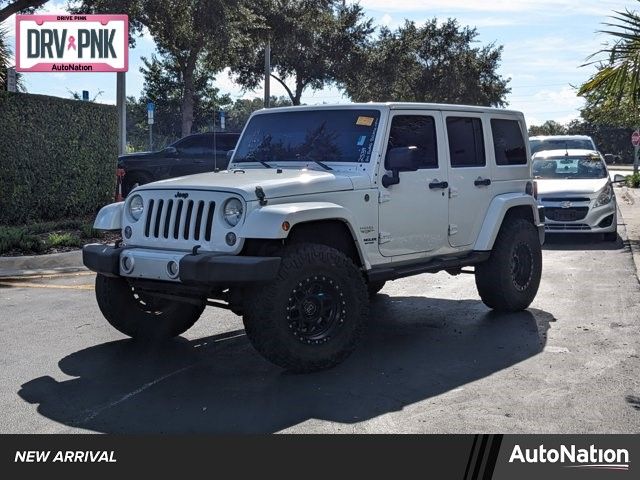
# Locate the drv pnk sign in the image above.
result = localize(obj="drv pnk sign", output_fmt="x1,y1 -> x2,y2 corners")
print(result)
16,14 -> 128,72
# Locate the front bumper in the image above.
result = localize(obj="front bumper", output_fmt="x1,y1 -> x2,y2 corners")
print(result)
82,244 -> 281,285
541,201 -> 617,234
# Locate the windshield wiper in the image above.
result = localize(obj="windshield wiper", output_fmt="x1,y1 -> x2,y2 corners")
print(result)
310,159 -> 333,171
242,153 -> 272,168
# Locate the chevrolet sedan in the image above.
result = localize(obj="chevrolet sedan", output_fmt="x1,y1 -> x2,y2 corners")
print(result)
532,149 -> 618,241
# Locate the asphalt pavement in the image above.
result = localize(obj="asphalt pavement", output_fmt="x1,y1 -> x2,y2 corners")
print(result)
1,218 -> 639,433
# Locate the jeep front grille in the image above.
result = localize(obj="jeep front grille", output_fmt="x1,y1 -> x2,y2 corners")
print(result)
143,198 -> 216,242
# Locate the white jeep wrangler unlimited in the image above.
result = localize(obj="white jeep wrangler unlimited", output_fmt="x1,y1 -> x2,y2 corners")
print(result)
84,103 -> 545,372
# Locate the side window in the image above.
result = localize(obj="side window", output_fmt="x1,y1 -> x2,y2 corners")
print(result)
446,117 -> 486,168
386,115 -> 438,169
174,136 -> 197,151
491,119 -> 527,165
178,135 -> 211,155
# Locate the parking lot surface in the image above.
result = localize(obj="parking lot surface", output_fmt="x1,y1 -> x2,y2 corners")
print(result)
1,226 -> 639,434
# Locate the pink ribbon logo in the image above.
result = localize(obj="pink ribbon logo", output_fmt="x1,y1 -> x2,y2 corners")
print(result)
67,35 -> 77,50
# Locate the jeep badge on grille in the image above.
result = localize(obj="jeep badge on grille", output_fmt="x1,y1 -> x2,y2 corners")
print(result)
175,192 -> 189,199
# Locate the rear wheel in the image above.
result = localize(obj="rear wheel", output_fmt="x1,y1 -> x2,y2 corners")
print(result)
475,218 -> 542,312
95,274 -> 204,340
242,244 -> 369,372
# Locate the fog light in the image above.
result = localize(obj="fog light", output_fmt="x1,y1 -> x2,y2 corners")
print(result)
225,232 -> 237,246
124,226 -> 132,239
167,260 -> 179,279
121,255 -> 134,274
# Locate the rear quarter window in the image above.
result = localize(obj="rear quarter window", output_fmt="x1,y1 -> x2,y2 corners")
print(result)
491,119 -> 527,165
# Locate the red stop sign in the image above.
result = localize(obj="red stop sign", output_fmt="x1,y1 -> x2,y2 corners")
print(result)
632,130 -> 640,147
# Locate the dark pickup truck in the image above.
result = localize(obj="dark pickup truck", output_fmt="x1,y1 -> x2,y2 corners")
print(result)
118,132 -> 240,196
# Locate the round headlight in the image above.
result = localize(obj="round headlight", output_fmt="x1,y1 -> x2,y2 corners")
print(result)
129,195 -> 144,221
223,198 -> 243,227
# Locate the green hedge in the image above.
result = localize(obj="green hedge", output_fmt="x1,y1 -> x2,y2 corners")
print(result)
0,91 -> 117,225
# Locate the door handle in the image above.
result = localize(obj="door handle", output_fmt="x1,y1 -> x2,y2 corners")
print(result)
194,160 -> 205,164
429,180 -> 449,189
474,178 -> 491,187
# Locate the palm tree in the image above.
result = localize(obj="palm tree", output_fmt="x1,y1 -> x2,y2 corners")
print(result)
0,25 -> 9,90
579,4 -> 640,173
0,25 -> 25,92
579,7 -> 640,102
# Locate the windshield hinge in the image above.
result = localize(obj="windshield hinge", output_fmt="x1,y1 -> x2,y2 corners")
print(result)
255,186 -> 268,206
378,232 -> 392,244
378,191 -> 391,204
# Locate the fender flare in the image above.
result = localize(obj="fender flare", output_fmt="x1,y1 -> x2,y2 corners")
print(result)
240,202 -> 370,268
474,194 -> 543,251
93,202 -> 124,231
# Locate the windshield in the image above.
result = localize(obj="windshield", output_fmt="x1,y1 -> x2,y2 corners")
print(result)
532,155 -> 607,179
530,138 -> 594,154
233,109 -> 381,164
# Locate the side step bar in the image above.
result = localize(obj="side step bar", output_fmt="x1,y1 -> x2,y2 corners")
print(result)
367,251 -> 490,283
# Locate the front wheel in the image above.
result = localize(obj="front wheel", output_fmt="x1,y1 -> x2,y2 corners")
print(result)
95,274 -> 204,340
475,218 -> 542,312
242,244 -> 369,372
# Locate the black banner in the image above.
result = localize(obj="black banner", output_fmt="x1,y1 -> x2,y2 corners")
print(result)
0,435 -> 637,478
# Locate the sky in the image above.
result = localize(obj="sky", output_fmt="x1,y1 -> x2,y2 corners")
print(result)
2,0 -> 637,127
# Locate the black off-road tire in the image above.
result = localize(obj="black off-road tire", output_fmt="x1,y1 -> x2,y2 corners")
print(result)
603,231 -> 618,242
367,280 -> 386,297
242,243 -> 369,373
475,218 -> 542,312
95,274 -> 204,340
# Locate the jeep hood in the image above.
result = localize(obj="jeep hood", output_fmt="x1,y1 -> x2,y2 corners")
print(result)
135,168 -> 359,200
536,178 -> 609,196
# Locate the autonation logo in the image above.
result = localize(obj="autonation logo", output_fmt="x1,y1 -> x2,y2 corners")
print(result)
509,444 -> 630,471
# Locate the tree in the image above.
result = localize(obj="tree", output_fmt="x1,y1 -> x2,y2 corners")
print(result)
231,0 -> 373,105
579,4 -> 640,105
224,96 -> 291,131
73,0 -> 242,136
577,3 -> 640,172
0,0 -> 47,23
528,120 -> 567,136
0,25 -> 25,91
67,88 -> 103,101
579,83 -> 640,128
340,19 -> 510,106
138,54 -> 231,145
0,25 -> 9,89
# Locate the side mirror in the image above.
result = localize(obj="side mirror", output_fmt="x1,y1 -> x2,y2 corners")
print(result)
382,146 -> 420,188
226,149 -> 235,160
613,174 -> 627,183
164,146 -> 178,156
